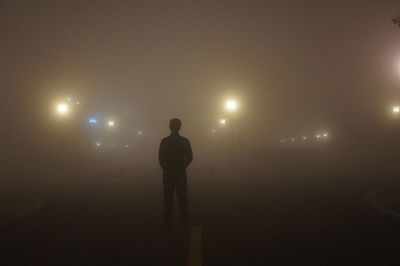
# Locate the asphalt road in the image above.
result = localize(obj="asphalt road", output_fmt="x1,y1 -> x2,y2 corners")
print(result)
1,167 -> 400,266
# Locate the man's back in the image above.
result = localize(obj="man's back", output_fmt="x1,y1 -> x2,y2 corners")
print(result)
159,134 -> 193,171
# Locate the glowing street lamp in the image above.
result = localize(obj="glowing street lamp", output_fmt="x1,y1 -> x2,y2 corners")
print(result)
225,99 -> 238,112
56,103 -> 69,115
108,120 -> 115,127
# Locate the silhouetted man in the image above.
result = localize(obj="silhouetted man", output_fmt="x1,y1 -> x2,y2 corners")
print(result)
159,118 -> 193,226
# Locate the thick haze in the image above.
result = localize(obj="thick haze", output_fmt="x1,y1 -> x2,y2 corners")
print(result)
1,0 -> 400,176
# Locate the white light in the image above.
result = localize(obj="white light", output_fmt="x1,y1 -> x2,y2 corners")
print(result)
220,119 -> 226,125
324,133 -> 328,137
67,97 -> 72,101
108,120 -> 115,127
96,142 -> 101,147
76,101 -> 80,105
138,130 -> 143,135
89,118 -> 98,125
225,100 -> 238,112
316,134 -> 321,138
302,136 -> 307,140
57,103 -> 69,115
393,106 -> 400,113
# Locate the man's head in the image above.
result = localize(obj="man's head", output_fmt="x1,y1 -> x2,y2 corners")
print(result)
169,118 -> 182,133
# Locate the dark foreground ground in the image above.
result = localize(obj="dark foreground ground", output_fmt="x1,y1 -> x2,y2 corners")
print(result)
1,159 -> 400,266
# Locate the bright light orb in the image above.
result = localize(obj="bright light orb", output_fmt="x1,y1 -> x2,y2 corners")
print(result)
324,133 -> 328,137
393,106 -> 400,114
302,136 -> 307,140
96,142 -> 101,147
219,119 -> 227,125
316,134 -> 321,138
89,118 -> 98,125
57,103 -> 69,115
225,100 -> 238,112
108,120 -> 115,127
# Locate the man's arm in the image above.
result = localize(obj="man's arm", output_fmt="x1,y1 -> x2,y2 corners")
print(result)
159,139 -> 167,171
184,140 -> 193,168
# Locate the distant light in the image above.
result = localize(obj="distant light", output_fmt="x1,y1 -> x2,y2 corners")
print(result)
219,119 -> 227,125
89,118 -> 98,125
108,120 -> 115,127
96,142 -> 101,147
393,106 -> 400,114
225,100 -> 238,112
316,134 -> 321,138
323,133 -> 328,137
67,97 -> 72,101
76,101 -> 80,105
125,144 -> 129,148
56,103 -> 69,115
291,138 -> 295,142
138,130 -> 143,135
302,136 -> 307,140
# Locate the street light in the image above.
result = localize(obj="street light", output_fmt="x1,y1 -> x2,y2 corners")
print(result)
225,99 -> 238,112
56,103 -> 69,115
108,120 -> 115,127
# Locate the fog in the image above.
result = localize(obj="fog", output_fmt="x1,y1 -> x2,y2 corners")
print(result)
2,1 -> 400,264
0,0 -> 398,184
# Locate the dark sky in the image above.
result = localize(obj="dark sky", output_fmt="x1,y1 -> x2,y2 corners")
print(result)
1,0 -> 400,165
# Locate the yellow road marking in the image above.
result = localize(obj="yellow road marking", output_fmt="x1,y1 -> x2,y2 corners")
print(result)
188,226 -> 202,266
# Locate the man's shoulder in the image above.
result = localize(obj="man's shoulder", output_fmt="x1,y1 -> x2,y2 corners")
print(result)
161,135 -> 190,144
179,135 -> 190,143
